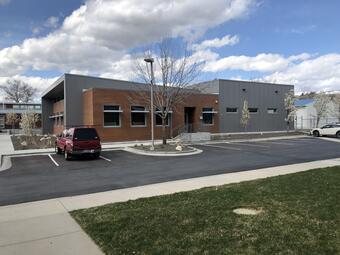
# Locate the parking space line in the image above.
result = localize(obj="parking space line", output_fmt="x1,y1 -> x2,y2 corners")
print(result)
99,155 -> 112,162
200,144 -> 242,151
228,142 -> 269,148
48,154 -> 59,167
259,141 -> 295,146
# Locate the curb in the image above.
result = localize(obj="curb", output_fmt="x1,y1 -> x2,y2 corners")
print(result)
124,146 -> 203,157
194,135 -> 310,145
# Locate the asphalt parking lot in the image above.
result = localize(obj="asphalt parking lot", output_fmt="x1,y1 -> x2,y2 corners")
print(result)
1,137 -> 340,206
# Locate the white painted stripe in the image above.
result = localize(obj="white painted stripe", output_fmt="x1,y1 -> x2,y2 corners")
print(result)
201,144 -> 242,151
48,154 -> 59,167
259,141 -> 295,146
99,155 -> 112,162
228,142 -> 268,148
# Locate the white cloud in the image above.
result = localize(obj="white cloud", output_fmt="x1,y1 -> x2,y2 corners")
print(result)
192,35 -> 239,51
0,0 -> 254,77
0,0 -> 10,6
260,54 -> 340,93
204,53 -> 312,73
44,16 -> 59,29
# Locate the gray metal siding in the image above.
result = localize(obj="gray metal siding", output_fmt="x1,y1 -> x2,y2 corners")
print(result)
64,74 -> 149,128
41,98 -> 54,134
218,80 -> 294,132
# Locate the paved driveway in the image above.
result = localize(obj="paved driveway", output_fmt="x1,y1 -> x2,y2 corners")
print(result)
1,137 -> 340,206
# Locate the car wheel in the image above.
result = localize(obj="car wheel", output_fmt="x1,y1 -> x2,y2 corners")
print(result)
55,144 -> 62,154
64,150 -> 71,160
313,130 -> 320,137
336,131 -> 340,139
93,152 -> 100,159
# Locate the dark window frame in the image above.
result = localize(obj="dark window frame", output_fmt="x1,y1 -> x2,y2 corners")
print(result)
131,106 -> 147,127
103,105 -> 122,127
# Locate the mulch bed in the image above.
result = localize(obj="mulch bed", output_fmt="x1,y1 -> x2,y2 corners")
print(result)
11,135 -> 56,150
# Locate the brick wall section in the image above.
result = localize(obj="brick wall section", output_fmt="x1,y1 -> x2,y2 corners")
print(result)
82,88 -> 219,142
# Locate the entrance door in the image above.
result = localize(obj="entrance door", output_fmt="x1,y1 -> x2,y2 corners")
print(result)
184,107 -> 195,133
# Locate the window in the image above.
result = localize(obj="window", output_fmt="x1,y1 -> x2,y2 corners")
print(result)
104,105 -> 121,127
267,108 -> 277,114
249,108 -> 258,113
131,106 -> 147,126
74,128 -> 99,140
20,105 -> 27,109
13,105 -> 19,109
155,107 -> 172,126
226,107 -> 238,113
35,105 -> 41,109
28,105 -> 34,110
0,116 -> 5,128
202,107 -> 214,125
156,114 -> 171,126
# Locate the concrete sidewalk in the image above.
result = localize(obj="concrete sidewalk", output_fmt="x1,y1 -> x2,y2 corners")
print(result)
0,200 -> 103,255
1,156 -> 340,255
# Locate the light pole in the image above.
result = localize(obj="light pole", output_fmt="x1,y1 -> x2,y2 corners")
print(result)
144,58 -> 155,150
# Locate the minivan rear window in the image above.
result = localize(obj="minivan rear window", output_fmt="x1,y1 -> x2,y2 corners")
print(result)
73,128 -> 99,140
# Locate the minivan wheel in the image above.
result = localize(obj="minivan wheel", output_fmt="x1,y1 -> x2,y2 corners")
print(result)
313,130 -> 320,137
64,150 -> 71,160
336,131 -> 340,139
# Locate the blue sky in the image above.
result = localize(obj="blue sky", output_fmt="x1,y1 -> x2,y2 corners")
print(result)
0,0 -> 340,95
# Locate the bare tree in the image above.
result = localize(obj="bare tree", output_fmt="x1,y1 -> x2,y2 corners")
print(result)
331,93 -> 340,121
20,111 -> 40,135
0,79 -> 37,103
240,100 -> 250,131
284,89 -> 296,131
314,92 -> 331,127
133,39 -> 201,145
5,112 -> 19,130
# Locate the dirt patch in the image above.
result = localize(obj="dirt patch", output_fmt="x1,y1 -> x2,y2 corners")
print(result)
233,208 -> 263,215
11,135 -> 56,150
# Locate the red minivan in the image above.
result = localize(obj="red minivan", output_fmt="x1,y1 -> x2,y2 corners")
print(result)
55,127 -> 101,160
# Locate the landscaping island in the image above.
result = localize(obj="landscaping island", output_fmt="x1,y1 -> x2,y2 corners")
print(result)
125,143 -> 202,156
72,166 -> 340,255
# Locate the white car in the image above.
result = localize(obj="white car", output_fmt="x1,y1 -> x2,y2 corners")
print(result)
310,124 -> 340,138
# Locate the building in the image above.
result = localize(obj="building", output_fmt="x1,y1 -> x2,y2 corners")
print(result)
193,79 -> 294,132
295,98 -> 339,129
42,74 -> 293,142
0,102 -> 42,130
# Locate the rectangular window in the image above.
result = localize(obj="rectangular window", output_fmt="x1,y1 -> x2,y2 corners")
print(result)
202,107 -> 214,125
226,107 -> 238,113
13,105 -> 19,109
131,106 -> 147,126
156,114 -> 171,126
35,105 -> 41,109
28,105 -> 34,110
267,108 -> 277,114
249,108 -> 258,113
104,105 -> 121,127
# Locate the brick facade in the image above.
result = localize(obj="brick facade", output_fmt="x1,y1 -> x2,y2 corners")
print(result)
82,88 -> 219,142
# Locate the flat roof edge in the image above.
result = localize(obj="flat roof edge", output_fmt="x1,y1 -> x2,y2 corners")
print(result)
216,78 -> 294,87
41,75 -> 65,98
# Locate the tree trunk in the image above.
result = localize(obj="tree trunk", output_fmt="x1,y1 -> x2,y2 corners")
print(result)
162,117 -> 166,145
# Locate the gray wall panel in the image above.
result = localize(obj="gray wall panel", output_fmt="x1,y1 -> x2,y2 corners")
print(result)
218,80 -> 294,132
64,74 -> 150,128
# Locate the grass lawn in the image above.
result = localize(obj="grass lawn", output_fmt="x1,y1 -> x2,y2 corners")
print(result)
71,167 -> 340,255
